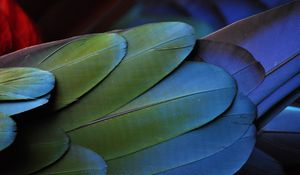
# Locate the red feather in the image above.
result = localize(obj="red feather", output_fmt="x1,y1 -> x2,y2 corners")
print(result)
0,0 -> 40,55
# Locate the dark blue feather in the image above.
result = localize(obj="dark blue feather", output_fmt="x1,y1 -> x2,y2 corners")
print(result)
263,106 -> 300,132
174,0 -> 226,29
212,0 -> 264,24
257,73 -> 300,117
206,1 -> 300,72
257,88 -> 300,129
106,94 -> 256,174
158,127 -> 255,175
259,0 -> 292,8
189,39 -> 265,95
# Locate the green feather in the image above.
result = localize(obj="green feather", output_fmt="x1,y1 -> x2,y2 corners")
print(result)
0,113 -> 16,151
38,33 -> 127,110
52,22 -> 196,131
35,144 -> 107,175
0,36 -> 77,67
0,33 -> 127,110
0,67 -> 54,100
0,125 -> 69,174
107,94 -> 255,174
68,62 -> 236,160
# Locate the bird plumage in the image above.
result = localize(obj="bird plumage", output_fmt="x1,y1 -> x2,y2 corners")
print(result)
0,1 -> 299,174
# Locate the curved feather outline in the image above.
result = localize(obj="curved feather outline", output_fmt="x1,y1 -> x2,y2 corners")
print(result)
206,1 -> 300,73
0,33 -> 128,111
38,33 -> 127,110
0,67 -> 55,116
0,113 -> 16,151
0,125 -> 69,174
263,106 -> 300,132
35,144 -> 107,175
257,88 -> 300,129
257,72 -> 300,117
0,36 -> 79,68
0,67 -> 54,100
158,128 -> 256,175
51,22 -> 196,131
68,61 -> 236,160
107,94 -> 255,174
205,1 -> 300,126
189,39 -> 265,95
0,94 -> 50,116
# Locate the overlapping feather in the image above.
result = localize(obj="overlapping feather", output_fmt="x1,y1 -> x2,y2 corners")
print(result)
68,61 -> 236,160
0,113 -> 15,151
107,94 -> 255,174
0,1 -> 298,173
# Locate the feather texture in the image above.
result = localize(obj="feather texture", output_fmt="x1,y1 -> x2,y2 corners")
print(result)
189,39 -> 265,94
38,33 -> 127,110
263,106 -> 300,132
0,36 -> 77,67
0,125 -> 69,174
0,67 -> 54,100
35,144 -> 107,175
257,74 -> 300,117
51,22 -> 196,131
68,62 -> 236,160
0,113 -> 15,151
205,1 -> 300,124
158,128 -> 256,175
0,95 -> 49,115
206,1 -> 300,73
107,94 -> 255,174
257,88 -> 300,129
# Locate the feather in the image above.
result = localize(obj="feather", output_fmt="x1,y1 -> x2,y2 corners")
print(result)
259,0 -> 292,8
0,95 -> 49,115
35,144 -> 107,175
0,67 -> 54,116
68,62 -> 236,160
106,94 -> 255,174
0,113 -> 16,151
263,106 -> 300,132
38,33 -> 127,110
211,0 -> 264,24
158,128 -> 256,175
189,39 -> 265,94
0,33 -> 127,110
257,88 -> 300,129
174,0 -> 226,29
0,67 -> 54,100
0,36 -> 78,67
0,125 -> 69,174
51,22 -> 196,131
250,54 -> 300,111
259,106 -> 300,169
206,1 -> 300,73
205,1 -> 300,109
257,73 -> 300,117
111,2 -> 214,38
115,14 -> 214,38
